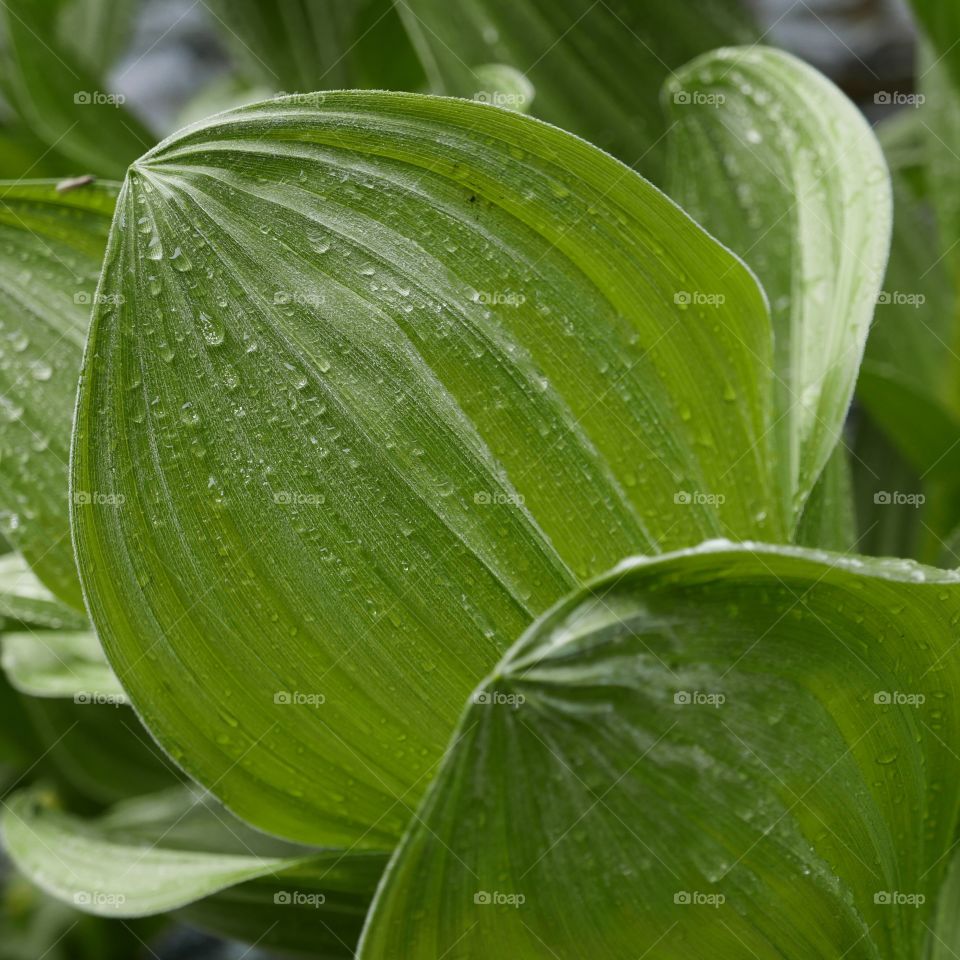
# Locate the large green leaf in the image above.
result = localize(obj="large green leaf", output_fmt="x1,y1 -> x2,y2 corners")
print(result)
664,47 -> 891,526
3,786 -> 386,957
396,0 -> 753,179
0,181 -> 117,609
359,542 -> 960,959
72,91 -> 783,846
207,0 -> 425,93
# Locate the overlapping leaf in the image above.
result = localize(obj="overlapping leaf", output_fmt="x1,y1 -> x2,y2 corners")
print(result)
395,0 -> 753,178
359,542 -> 960,959
664,47 -> 891,526
72,91 -> 783,846
0,552 -> 85,628
2,630 -> 123,701
207,0 -> 424,94
0,181 -> 117,608
3,786 -> 387,956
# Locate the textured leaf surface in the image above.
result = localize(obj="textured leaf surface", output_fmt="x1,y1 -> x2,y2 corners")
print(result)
73,91 -> 781,846
4,787 -> 386,955
664,47 -> 891,525
360,542 -> 960,960
0,181 -> 117,608
396,0 -> 753,178
2,630 -> 123,700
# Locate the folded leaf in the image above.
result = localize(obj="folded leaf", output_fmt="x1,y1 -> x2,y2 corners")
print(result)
2,630 -> 124,701
3,787 -> 387,957
0,181 -> 118,608
359,542 -> 960,959
396,0 -> 754,178
664,47 -> 891,526
72,91 -> 781,846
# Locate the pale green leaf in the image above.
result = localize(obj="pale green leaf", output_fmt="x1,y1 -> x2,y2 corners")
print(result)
664,47 -> 892,526
72,91 -> 782,846
0,553 -> 86,628
0,180 -> 117,609
2,630 -> 123,701
359,542 -> 960,960
395,0 -> 754,178
3,787 -> 386,956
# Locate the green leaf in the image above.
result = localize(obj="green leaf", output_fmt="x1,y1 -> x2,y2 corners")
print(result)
359,541 -> 960,960
909,0 -> 960,95
24,697 -> 179,803
2,630 -> 124,701
794,443 -> 856,552
72,91 -> 782,846
664,47 -> 892,527
0,553 -> 86,628
3,787 -> 386,956
206,0 -> 425,94
396,0 -> 753,178
0,180 -> 117,609
0,2 -> 153,177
